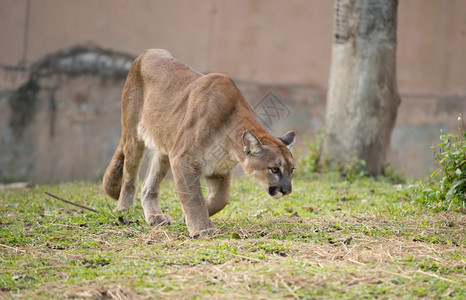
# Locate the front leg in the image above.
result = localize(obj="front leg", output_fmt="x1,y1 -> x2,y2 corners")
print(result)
170,155 -> 217,237
205,172 -> 231,216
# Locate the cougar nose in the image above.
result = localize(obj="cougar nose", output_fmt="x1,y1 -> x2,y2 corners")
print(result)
280,185 -> 292,196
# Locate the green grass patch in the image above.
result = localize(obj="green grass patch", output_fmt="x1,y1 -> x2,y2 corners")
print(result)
1,176 -> 465,298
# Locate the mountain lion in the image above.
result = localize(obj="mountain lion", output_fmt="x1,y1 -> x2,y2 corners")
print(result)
102,49 -> 296,237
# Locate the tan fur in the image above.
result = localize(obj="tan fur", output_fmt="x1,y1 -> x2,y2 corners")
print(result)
102,49 -> 296,237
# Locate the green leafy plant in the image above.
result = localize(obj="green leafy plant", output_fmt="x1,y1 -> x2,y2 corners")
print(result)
296,131 -> 404,183
419,113 -> 465,211
295,132 -> 324,178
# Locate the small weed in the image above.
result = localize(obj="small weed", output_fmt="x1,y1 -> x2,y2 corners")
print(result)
295,132 -> 324,178
382,162 -> 406,184
341,156 -> 369,181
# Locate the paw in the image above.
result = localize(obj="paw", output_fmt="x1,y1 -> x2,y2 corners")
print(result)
147,214 -> 173,226
115,204 -> 129,212
189,227 -> 219,238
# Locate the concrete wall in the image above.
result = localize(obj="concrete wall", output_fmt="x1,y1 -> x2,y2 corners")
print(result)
0,0 -> 465,182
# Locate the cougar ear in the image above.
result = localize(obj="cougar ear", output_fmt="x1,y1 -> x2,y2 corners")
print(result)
242,130 -> 263,156
278,130 -> 296,149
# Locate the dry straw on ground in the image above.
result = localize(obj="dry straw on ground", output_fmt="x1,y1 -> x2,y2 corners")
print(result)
2,212 -> 464,299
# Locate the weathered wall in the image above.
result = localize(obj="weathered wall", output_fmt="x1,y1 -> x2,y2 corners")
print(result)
0,0 -> 465,182
0,46 -> 132,182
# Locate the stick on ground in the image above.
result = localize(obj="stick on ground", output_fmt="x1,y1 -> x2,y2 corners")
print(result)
45,192 -> 100,214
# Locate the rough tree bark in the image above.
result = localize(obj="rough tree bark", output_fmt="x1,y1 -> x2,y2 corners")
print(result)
321,0 -> 400,177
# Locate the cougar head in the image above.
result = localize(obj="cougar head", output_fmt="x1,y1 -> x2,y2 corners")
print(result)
242,130 -> 296,199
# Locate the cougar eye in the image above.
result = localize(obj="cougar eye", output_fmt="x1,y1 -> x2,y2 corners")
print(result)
269,167 -> 280,174
290,167 -> 296,174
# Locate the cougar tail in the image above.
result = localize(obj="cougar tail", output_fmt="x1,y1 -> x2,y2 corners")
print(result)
102,139 -> 125,200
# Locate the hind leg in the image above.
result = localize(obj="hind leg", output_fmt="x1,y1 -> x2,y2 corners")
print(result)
141,150 -> 173,226
102,139 -> 124,200
116,137 -> 145,212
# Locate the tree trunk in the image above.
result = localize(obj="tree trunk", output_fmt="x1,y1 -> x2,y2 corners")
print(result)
321,0 -> 400,177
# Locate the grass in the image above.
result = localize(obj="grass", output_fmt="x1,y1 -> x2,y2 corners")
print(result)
0,174 -> 465,299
